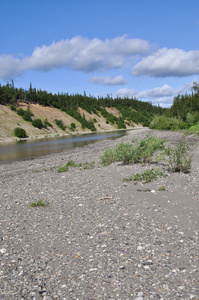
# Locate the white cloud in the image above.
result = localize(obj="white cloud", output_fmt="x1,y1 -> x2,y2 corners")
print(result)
138,82 -> 193,99
137,81 -> 194,107
138,84 -> 176,98
90,75 -> 128,85
114,87 -> 138,98
131,48 -> 199,77
151,97 -> 174,107
0,55 -> 21,78
0,36 -> 150,79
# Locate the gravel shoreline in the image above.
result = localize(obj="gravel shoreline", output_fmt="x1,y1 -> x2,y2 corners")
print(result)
0,128 -> 199,299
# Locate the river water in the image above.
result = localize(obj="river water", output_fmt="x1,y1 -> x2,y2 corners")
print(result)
0,131 -> 126,164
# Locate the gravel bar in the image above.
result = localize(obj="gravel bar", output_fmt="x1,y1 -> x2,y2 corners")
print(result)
0,128 -> 199,300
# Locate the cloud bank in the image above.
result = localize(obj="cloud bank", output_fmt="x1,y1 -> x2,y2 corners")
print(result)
0,36 -> 150,79
1,36 -> 199,82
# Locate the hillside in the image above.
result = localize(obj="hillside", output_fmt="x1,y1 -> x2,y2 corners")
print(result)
0,82 -> 167,142
0,103 -> 139,143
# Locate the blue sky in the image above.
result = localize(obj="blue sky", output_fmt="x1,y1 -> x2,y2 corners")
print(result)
1,0 -> 199,107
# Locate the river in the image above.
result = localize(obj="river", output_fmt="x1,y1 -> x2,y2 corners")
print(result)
0,130 -> 127,164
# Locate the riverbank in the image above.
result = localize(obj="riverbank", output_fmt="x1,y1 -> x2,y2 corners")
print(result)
0,127 -> 141,145
0,128 -> 198,299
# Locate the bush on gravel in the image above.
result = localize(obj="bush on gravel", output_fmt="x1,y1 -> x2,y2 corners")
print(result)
100,135 -> 165,166
165,141 -> 192,173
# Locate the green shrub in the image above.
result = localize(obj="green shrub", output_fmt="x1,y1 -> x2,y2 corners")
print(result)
189,123 -> 199,130
117,119 -> 126,129
135,135 -> 165,163
14,127 -> 27,138
113,142 -> 136,163
186,112 -> 195,126
100,148 -> 116,166
55,119 -> 66,130
165,141 -> 192,173
184,122 -> 199,136
23,109 -> 32,122
9,104 -> 16,111
92,108 -> 99,116
70,122 -> 76,131
32,118 -> 43,129
100,135 -> 165,166
17,107 -> 33,122
17,108 -> 25,116
149,115 -> 187,130
66,109 -> 96,132
43,118 -> 53,128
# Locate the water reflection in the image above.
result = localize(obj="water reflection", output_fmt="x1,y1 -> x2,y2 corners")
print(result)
0,131 -> 126,164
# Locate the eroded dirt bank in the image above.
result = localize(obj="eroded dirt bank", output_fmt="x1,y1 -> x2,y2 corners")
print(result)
0,129 -> 198,299
0,103 -> 138,143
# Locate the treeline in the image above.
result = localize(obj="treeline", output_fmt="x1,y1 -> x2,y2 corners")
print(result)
0,81 -> 167,128
149,82 -> 199,131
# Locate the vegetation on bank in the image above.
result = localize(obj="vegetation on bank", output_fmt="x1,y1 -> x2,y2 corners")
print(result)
0,81 -> 166,132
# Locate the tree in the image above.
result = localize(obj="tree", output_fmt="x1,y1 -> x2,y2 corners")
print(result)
192,82 -> 199,93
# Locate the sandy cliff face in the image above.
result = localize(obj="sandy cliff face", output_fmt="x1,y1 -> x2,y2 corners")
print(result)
0,103 -> 136,142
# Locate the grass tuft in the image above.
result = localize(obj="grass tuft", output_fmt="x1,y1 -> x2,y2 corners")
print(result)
137,188 -> 151,192
123,168 -> 167,184
158,186 -> 166,191
58,160 -> 96,172
30,200 -> 49,207
58,160 -> 80,172
83,161 -> 95,169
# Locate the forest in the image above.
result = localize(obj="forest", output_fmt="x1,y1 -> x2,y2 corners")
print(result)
0,81 -> 199,134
